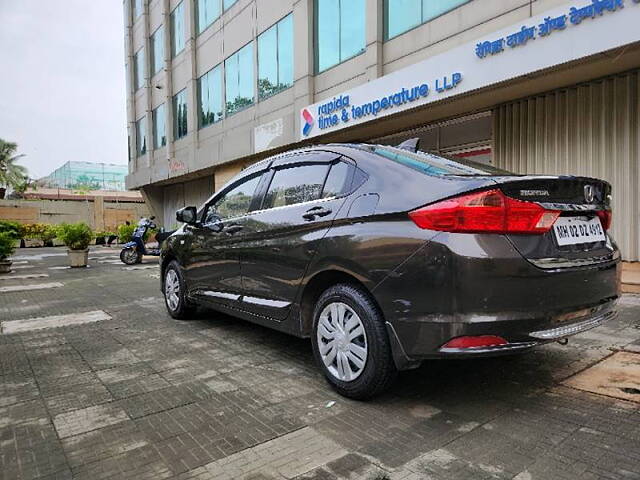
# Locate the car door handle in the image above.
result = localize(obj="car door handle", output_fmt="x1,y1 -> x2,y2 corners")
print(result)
302,206 -> 333,221
225,224 -> 243,234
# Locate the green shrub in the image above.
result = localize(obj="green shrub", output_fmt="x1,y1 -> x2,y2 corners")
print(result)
117,223 -> 136,243
0,232 -> 16,260
0,220 -> 22,239
20,223 -> 54,240
56,223 -> 93,250
40,225 -> 57,243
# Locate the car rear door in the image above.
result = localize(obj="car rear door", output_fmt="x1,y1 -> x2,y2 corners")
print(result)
237,152 -> 355,320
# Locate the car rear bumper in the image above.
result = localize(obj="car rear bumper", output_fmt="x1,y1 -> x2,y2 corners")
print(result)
436,300 -> 617,357
374,232 -> 621,368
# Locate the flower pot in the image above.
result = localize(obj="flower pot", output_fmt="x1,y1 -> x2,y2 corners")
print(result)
67,249 -> 89,268
24,238 -> 44,248
0,259 -> 11,274
0,187 -> 5,200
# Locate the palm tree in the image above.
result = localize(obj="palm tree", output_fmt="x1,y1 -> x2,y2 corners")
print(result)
0,139 -> 28,199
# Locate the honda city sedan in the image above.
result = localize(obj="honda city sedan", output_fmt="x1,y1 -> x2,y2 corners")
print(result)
160,140 -> 620,399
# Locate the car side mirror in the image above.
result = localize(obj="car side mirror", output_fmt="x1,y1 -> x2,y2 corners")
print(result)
176,206 -> 198,225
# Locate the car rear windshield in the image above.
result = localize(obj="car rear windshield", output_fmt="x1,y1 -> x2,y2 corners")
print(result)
368,145 -> 514,177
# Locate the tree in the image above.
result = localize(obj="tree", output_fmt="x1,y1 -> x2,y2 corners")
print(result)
0,139 -> 28,199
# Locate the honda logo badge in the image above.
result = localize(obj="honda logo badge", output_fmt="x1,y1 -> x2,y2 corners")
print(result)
584,185 -> 595,203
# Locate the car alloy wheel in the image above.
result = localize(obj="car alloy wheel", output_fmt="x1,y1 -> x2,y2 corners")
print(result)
165,269 -> 180,312
316,301 -> 368,382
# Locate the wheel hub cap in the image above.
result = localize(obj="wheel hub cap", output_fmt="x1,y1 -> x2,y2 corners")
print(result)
316,302 -> 368,382
165,270 -> 180,311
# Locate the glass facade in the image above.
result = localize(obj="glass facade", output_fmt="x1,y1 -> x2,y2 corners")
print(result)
173,89 -> 188,139
316,0 -> 365,73
150,25 -> 164,76
198,65 -> 223,128
39,161 -> 129,191
197,0 -> 221,34
223,0 -> 238,10
135,116 -> 147,156
171,1 -> 185,57
385,0 -> 470,39
225,43 -> 254,115
258,14 -> 293,100
133,0 -> 143,19
133,48 -> 145,91
152,104 -> 166,149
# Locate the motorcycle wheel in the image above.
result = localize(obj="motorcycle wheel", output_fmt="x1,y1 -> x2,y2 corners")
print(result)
120,248 -> 141,265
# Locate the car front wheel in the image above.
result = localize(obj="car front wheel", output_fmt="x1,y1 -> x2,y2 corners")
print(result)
163,261 -> 195,319
312,283 -> 397,400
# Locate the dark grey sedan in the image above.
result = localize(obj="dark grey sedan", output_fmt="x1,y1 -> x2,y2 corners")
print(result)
161,140 -> 620,399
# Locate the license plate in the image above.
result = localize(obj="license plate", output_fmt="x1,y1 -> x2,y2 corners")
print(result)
553,216 -> 606,246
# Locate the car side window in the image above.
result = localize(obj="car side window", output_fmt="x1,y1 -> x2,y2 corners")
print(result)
205,174 -> 261,222
322,161 -> 351,198
262,164 -> 329,209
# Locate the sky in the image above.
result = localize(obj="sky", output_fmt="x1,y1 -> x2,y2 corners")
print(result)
0,0 -> 127,179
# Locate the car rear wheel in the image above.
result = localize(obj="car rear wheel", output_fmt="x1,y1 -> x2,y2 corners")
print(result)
312,283 -> 397,400
163,261 -> 195,319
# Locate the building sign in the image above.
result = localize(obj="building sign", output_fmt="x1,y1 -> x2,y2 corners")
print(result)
299,0 -> 640,140
476,0 -> 627,59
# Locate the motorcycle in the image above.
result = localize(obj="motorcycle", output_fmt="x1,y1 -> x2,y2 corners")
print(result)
120,216 -> 174,265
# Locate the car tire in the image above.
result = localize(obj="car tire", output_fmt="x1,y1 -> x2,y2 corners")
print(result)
311,283 -> 397,400
163,261 -> 196,319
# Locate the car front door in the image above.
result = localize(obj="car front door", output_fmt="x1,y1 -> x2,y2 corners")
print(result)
238,153 -> 355,320
185,172 -> 263,309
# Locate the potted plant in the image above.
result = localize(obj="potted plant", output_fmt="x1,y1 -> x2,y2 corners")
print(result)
0,220 -> 22,249
56,223 -> 93,267
0,232 -> 17,273
21,223 -> 44,248
39,224 -> 57,247
117,223 -> 136,244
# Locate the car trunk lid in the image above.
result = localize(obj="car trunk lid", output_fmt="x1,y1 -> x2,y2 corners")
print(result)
492,176 -> 617,268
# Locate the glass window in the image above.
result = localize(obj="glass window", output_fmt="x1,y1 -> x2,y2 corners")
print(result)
135,116 -> 147,157
369,145 -> 512,176
133,48 -> 144,91
208,175 -> 261,221
223,0 -> 238,10
173,89 -> 188,140
385,0 -> 470,40
133,0 -> 143,19
316,0 -> 365,73
152,103 -> 166,149
225,43 -> 254,115
171,1 -> 185,57
150,25 -> 164,76
322,161 -> 350,198
198,65 -> 223,128
263,164 -> 329,209
197,0 -> 221,34
258,14 -> 293,100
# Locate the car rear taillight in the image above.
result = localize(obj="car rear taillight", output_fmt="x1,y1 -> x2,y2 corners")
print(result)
408,189 -> 561,234
596,210 -> 612,231
441,335 -> 508,349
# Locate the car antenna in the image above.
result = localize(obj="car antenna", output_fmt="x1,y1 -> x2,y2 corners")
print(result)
397,138 -> 420,152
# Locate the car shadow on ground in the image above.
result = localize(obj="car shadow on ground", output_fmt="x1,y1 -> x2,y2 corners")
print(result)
186,306 -> 561,406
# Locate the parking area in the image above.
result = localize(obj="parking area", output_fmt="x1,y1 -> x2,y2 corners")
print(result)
1,246 -> 639,480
